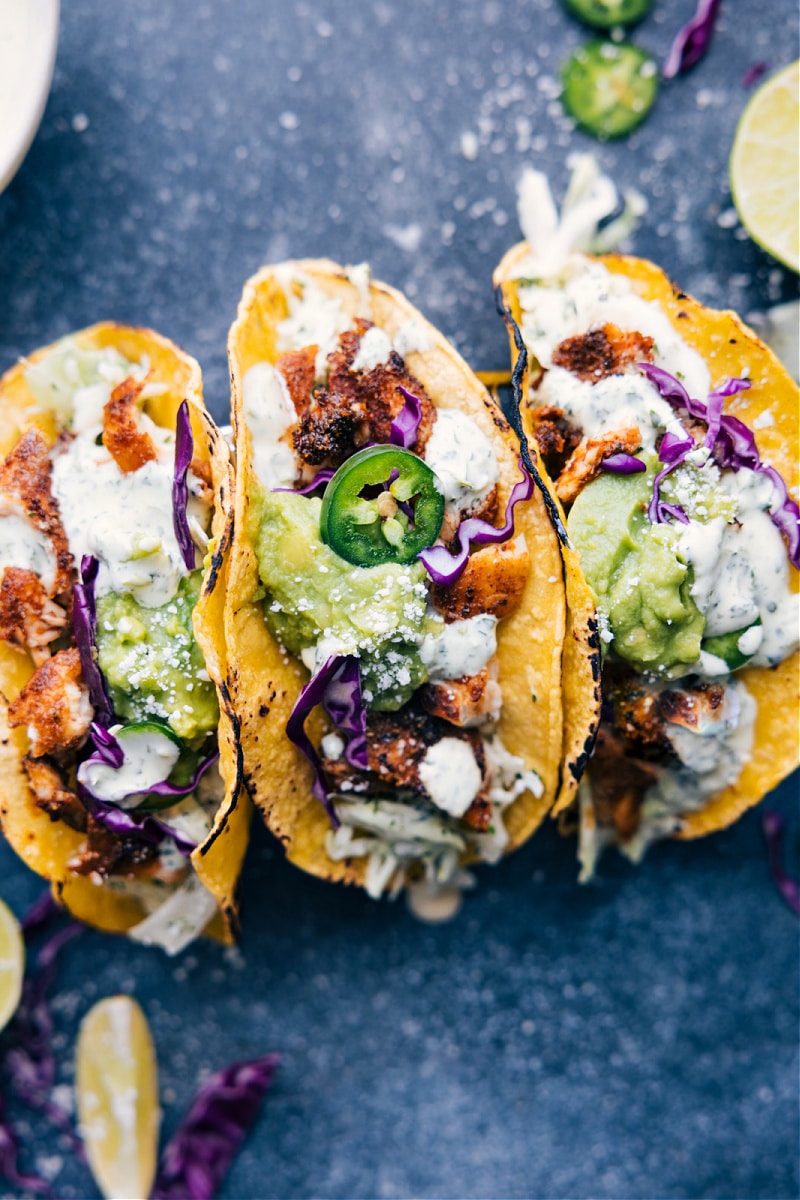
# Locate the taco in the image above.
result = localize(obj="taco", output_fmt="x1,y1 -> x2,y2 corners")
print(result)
0,325 -> 249,952
223,259 -> 589,902
494,237 -> 799,875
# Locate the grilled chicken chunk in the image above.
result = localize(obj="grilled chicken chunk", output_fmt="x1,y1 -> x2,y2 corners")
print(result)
556,426 -> 642,508
7,647 -> 92,758
0,429 -> 73,597
420,660 -> 502,729
103,376 -> 158,473
0,567 -> 68,663
321,704 -> 493,831
430,538 -> 529,622
551,324 -> 654,383
22,756 -> 87,832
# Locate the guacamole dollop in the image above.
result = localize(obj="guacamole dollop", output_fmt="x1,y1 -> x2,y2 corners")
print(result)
568,466 -> 705,675
252,489 -> 429,709
97,572 -> 219,741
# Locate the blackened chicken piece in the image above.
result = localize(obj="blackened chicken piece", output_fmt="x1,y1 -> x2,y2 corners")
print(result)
68,817 -> 160,881
292,389 -> 366,466
0,567 -> 68,662
22,756 -> 87,832
551,323 -> 655,382
556,426 -> 642,508
659,682 -> 726,732
103,376 -> 158,473
587,725 -> 660,841
530,406 -> 584,482
430,539 -> 529,623
326,321 -> 436,452
7,647 -> 92,758
320,702 -> 493,830
420,660 -> 502,729
0,430 -> 73,597
276,346 -> 317,416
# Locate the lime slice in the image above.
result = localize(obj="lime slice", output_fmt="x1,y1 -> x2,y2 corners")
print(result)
730,60 -> 800,273
0,897 -> 24,1033
76,995 -> 160,1200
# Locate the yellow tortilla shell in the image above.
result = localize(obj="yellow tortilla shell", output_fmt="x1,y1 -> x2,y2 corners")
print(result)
493,247 -> 800,837
0,323 -> 248,939
226,259 -> 574,886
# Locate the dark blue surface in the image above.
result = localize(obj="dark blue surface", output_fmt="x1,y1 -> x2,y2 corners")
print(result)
0,2 -> 798,1197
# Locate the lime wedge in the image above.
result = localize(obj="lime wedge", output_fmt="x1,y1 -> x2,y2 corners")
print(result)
0,897 -> 24,1033
730,60 -> 800,273
75,995 -> 160,1200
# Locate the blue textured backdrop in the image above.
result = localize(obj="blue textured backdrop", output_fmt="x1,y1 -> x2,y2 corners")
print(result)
0,2 -> 798,1197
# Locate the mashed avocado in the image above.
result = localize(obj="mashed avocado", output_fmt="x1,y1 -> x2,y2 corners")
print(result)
568,467 -> 706,674
253,489 -> 429,709
97,572 -> 219,741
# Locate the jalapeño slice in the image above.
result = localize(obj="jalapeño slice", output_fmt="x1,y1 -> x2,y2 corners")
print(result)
562,0 -> 653,29
561,40 -> 659,139
320,445 -> 444,568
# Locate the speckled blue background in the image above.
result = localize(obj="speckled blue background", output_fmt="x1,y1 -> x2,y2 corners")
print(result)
0,2 -> 798,1197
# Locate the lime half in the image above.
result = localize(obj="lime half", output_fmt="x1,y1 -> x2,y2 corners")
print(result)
0,897 -> 24,1033
76,995 -> 160,1200
730,60 -> 800,273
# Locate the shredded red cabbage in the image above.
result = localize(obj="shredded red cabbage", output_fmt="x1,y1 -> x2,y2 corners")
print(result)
391,386 -> 424,449
418,457 -> 534,586
742,61 -> 768,88
86,721 -> 124,768
639,362 -> 800,564
151,1054 -> 279,1200
321,656 -> 368,770
78,790 -> 199,857
3,910 -> 83,1149
763,810 -> 800,915
19,890 -> 61,940
662,0 -> 721,78
599,453 -> 646,475
173,399 -> 197,571
286,656 -> 346,828
72,555 -> 113,724
274,468 -> 335,496
0,1094 -> 52,1196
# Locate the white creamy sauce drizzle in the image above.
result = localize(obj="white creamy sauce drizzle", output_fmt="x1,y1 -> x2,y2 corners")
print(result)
423,409 -> 499,511
517,256 -> 710,398
351,326 -> 392,372
52,429 -> 189,608
419,613 -> 497,680
0,508 -> 57,591
242,361 -> 298,490
77,724 -> 181,806
274,269 -> 357,379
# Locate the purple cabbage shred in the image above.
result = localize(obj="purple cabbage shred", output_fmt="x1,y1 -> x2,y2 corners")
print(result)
0,901 -> 84,1198
173,399 -> 197,570
418,457 -> 534,586
274,468 -> 335,496
151,1054 -> 280,1200
72,556 -> 113,724
599,453 -> 646,475
762,810 -> 800,916
391,386 -> 424,449
742,61 -> 768,88
639,363 -> 799,564
321,657 -> 368,770
285,656 -> 350,827
663,0 -> 721,78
